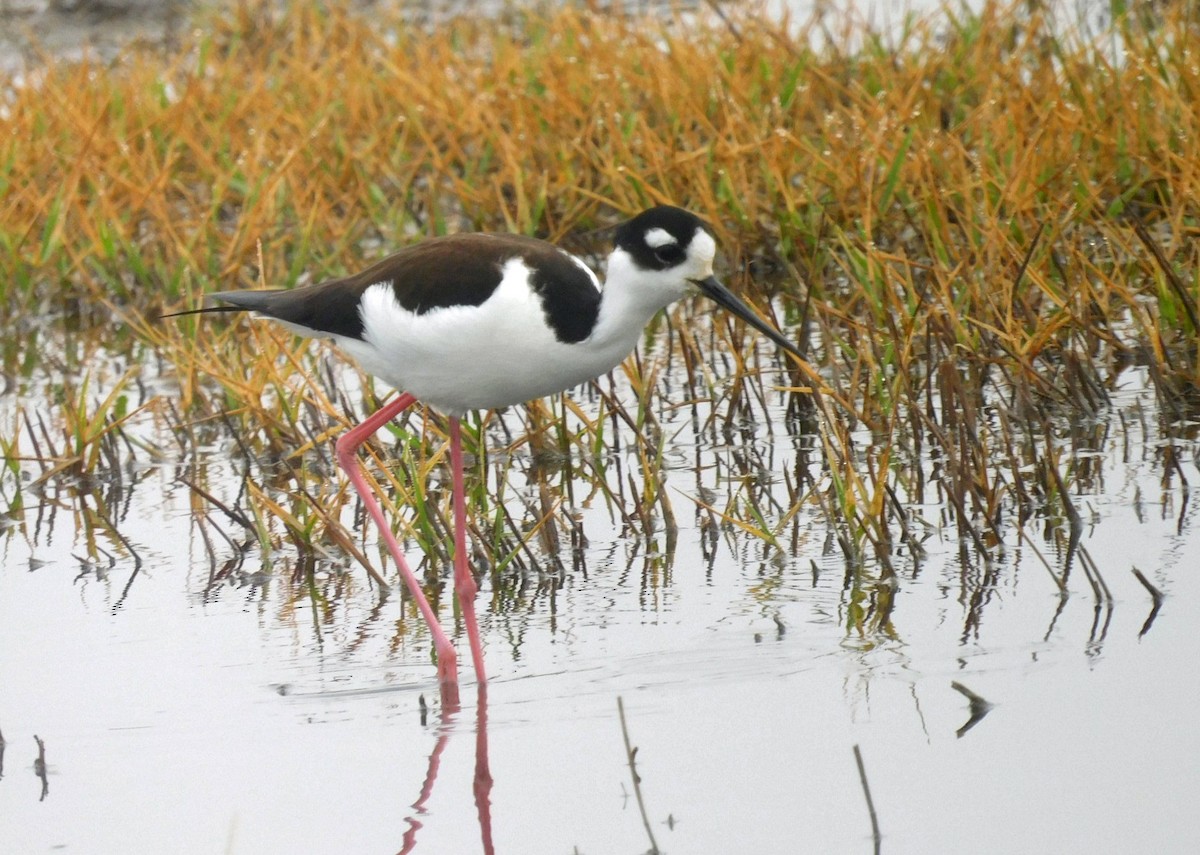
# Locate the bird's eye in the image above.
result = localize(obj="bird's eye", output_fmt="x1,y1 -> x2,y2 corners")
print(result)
653,245 -> 684,266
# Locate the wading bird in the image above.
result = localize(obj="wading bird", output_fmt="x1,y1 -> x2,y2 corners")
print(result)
174,206 -> 802,698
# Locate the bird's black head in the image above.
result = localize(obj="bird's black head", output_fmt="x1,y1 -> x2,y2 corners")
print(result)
607,204 -> 804,362
614,206 -> 714,273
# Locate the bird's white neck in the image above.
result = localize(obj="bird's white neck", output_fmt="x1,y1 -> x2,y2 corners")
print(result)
589,248 -> 689,352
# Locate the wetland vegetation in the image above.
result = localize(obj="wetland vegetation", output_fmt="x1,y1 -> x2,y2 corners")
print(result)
3,0 -> 1192,624
1,3 -> 1197,849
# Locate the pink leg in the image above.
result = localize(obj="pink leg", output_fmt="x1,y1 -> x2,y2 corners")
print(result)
449,418 -> 487,685
336,392 -> 459,700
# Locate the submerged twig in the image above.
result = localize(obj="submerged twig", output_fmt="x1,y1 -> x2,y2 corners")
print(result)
950,681 -> 994,738
853,744 -> 881,855
1131,566 -> 1164,638
617,696 -> 660,855
33,734 -> 48,801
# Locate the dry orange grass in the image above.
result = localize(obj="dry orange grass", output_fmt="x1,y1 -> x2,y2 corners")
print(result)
1,0 -> 1197,608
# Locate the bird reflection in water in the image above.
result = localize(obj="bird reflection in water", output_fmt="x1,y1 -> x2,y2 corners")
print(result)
398,684 -> 493,854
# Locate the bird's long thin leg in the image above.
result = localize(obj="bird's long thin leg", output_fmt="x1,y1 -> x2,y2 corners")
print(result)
335,392 -> 460,698
449,417 -> 487,685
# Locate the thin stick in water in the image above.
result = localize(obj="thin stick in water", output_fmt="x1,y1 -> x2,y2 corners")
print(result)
950,681 -> 994,738
853,744 -> 881,855
1132,566 -> 1164,638
617,696 -> 660,855
34,734 -> 49,801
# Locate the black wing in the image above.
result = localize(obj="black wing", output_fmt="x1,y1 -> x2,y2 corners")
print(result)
163,232 -> 598,343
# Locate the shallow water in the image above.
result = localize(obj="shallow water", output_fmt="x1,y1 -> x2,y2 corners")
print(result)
2,310 -> 1199,854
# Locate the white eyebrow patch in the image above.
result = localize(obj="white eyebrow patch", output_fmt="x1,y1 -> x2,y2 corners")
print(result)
644,227 -> 677,249
691,229 -> 716,265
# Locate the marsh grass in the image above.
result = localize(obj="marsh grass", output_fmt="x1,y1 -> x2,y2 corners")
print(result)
1,0 -> 1197,642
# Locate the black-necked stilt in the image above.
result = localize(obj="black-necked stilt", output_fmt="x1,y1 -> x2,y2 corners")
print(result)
173,205 -> 802,697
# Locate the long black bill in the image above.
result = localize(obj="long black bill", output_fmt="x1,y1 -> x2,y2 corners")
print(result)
158,304 -> 247,320
692,275 -> 803,361
158,290 -> 285,321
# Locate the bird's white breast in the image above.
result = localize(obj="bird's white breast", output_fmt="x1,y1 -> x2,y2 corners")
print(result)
335,259 -> 631,415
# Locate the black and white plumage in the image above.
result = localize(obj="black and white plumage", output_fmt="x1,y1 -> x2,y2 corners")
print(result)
193,206 -> 802,414
172,205 -> 801,698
